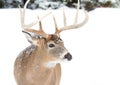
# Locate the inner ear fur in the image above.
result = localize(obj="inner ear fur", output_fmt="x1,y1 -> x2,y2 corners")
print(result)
22,30 -> 46,45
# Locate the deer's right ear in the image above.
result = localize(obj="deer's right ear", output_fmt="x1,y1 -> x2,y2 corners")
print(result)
22,30 -> 45,45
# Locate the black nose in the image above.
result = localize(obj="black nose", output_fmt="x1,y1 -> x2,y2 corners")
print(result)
64,53 -> 72,61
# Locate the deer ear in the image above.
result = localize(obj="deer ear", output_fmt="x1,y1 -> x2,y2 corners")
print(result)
22,30 -> 45,45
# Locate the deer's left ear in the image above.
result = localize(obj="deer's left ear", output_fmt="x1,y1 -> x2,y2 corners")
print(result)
22,30 -> 45,45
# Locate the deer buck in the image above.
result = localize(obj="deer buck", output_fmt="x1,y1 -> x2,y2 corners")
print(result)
14,0 -> 88,85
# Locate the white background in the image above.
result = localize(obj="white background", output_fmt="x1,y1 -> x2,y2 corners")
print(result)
0,8 -> 120,85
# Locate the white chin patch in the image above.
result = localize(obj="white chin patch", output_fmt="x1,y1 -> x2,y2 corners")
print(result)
44,61 -> 61,68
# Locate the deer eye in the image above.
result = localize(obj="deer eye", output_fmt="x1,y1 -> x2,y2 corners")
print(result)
49,44 -> 55,48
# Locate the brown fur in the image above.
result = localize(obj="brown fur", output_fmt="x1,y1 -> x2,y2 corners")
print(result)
14,44 -> 61,85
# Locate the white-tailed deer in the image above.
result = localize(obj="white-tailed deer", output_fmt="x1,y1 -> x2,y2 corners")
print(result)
14,0 -> 88,85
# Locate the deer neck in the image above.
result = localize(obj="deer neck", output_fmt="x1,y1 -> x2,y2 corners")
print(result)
26,46 -> 56,83
31,46 -> 56,69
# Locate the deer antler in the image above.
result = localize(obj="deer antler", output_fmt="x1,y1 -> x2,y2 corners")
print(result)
20,0 -> 88,39
19,0 -> 51,38
19,0 -> 39,29
54,0 -> 89,35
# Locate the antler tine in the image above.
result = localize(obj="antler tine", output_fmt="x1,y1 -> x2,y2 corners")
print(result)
38,12 -> 52,32
54,9 -> 67,35
37,12 -> 53,38
20,0 -> 39,29
63,9 -> 67,28
55,0 -> 88,34
74,0 -> 79,24
53,15 -> 60,35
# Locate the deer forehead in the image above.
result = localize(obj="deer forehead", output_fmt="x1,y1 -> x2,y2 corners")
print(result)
47,34 -> 63,44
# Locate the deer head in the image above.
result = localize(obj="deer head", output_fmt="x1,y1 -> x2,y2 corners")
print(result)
19,0 -> 88,66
